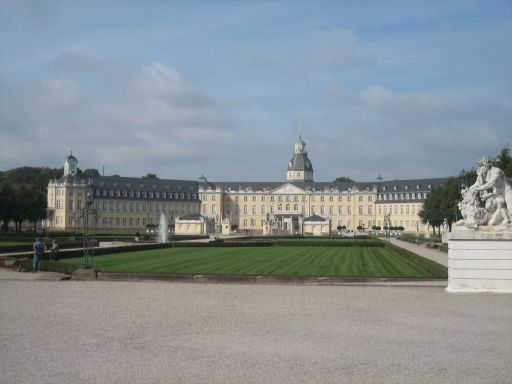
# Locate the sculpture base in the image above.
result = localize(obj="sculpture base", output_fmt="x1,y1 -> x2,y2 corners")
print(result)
446,228 -> 512,294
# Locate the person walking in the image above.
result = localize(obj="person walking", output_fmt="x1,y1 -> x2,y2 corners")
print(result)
32,237 -> 46,272
50,240 -> 60,261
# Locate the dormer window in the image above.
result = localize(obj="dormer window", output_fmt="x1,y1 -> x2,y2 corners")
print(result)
428,184 -> 432,189
416,185 -> 420,189
382,186 -> 386,191
404,185 -> 408,190
393,186 -> 397,191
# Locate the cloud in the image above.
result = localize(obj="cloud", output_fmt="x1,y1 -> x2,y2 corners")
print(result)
314,85 -> 512,181
0,58 -> 240,177
239,27 -> 368,74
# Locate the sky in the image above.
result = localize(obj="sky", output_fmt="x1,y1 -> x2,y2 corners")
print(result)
1,0 -> 511,182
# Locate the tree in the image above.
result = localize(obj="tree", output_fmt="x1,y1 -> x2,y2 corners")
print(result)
494,144 -> 512,178
0,184 -> 16,232
143,173 -> 158,179
419,178 -> 460,235
333,176 -> 354,183
81,168 -> 100,178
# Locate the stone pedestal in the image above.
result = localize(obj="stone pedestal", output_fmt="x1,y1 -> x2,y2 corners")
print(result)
72,268 -> 98,280
446,227 -> 512,294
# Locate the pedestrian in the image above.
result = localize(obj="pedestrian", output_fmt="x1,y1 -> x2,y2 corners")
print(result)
135,230 -> 140,242
32,237 -> 46,272
50,240 -> 60,261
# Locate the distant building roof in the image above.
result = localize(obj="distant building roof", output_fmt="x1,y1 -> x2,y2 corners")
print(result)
177,213 -> 203,221
304,214 -> 328,222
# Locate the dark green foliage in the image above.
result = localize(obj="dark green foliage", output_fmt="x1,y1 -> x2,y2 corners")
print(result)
143,173 -> 158,179
79,168 -> 100,178
0,166 -> 62,193
333,176 -> 354,183
494,144 -> 512,178
419,177 -> 460,234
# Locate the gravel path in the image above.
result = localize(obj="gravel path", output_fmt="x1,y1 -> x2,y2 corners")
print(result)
1,280 -> 511,383
390,238 -> 448,267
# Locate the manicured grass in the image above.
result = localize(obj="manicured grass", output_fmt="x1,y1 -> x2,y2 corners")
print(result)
60,246 -> 443,278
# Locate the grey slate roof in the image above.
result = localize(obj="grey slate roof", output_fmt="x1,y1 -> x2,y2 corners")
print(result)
91,175 -> 198,194
177,213 -> 203,221
199,177 -> 450,194
288,153 -> 313,172
304,214 -> 327,222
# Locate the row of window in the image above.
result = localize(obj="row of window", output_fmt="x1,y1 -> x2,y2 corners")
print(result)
95,189 -> 196,200
378,204 -> 421,215
378,192 -> 427,201
202,194 -> 372,203
381,184 -> 431,191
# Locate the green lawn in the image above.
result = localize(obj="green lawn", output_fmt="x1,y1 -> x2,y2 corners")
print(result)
60,246 -> 443,278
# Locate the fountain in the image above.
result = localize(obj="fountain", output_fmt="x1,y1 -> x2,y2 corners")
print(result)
157,212 -> 168,243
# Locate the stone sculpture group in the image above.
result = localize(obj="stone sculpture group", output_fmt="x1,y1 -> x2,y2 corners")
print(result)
456,157 -> 512,229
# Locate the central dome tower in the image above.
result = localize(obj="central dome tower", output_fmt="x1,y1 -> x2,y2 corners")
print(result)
287,135 -> 313,182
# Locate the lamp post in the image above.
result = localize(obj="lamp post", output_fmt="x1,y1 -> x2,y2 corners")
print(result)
384,213 -> 391,243
80,188 -> 97,269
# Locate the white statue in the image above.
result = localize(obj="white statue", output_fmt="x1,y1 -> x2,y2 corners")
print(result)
424,221 -> 430,239
443,218 -> 449,234
457,157 -> 512,229
415,221 -> 419,235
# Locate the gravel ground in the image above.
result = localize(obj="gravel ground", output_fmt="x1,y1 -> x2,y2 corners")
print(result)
1,280 -> 511,384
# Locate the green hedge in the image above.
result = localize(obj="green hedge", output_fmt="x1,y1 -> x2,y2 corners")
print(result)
386,243 -> 447,278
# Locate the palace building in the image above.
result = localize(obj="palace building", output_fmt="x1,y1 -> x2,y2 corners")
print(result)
47,137 -> 448,235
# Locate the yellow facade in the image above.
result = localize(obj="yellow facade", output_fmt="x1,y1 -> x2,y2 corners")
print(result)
48,140 -> 444,234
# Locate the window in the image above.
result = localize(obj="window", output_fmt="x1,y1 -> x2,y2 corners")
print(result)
311,206 -> 316,214
294,204 -> 298,211
244,195 -> 248,201
338,206 -> 342,215
358,206 -> 363,214
320,206 -> 324,215
278,203 -> 282,211
243,205 -> 248,214
68,201 -> 73,209
252,205 -> 256,214
329,196 -> 334,202
252,195 -> 256,202
212,204 -> 216,214
320,196 -> 325,202
203,204 -> 207,214
400,205 -> 404,214
368,196 -> 373,202
270,205 -> 274,214
347,206 -> 351,215
329,206 -> 333,215
261,205 -> 266,214
368,206 -> 372,215
358,196 -> 363,202
406,205 -> 410,214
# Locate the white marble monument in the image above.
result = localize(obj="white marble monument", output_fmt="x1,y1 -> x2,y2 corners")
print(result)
447,158 -> 512,294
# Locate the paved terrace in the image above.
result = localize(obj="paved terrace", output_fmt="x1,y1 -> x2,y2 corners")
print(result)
1,279 -> 510,384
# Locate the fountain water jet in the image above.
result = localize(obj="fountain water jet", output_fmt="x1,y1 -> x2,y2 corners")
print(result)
157,212 -> 168,243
